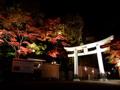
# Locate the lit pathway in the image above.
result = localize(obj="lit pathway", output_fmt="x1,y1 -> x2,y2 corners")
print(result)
81,80 -> 120,86
1,79 -> 120,89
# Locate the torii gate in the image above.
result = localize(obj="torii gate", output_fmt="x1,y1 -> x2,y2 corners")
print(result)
64,35 -> 114,81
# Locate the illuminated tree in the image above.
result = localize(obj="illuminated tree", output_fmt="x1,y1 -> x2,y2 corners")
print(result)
43,18 -> 69,65
44,17 -> 69,46
0,8 -> 70,60
0,8 -> 47,58
106,40 -> 120,77
0,8 -> 84,65
63,14 -> 84,46
107,40 -> 120,67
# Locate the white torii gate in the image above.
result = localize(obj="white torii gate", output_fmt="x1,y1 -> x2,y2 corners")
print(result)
64,35 -> 114,81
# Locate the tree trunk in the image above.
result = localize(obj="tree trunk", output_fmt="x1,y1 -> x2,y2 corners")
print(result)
118,67 -> 120,78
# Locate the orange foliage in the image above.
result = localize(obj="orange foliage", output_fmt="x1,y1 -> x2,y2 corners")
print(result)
107,40 -> 120,68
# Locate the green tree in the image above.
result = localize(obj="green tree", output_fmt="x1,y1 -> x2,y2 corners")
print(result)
63,14 -> 84,46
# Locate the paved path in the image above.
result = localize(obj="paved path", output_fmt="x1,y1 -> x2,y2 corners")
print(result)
0,79 -> 120,89
82,79 -> 120,85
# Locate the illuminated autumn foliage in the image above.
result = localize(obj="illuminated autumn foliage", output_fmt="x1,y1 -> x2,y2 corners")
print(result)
0,8 -> 84,64
107,40 -> 120,68
47,48 -> 59,58
0,8 -> 69,60
0,8 -> 46,58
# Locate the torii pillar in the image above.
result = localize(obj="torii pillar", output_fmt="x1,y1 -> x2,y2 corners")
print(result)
73,48 -> 80,81
96,44 -> 107,81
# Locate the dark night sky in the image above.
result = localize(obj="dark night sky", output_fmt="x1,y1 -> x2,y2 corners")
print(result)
3,0 -> 120,40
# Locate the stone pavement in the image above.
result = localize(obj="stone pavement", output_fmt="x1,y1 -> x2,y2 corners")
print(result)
0,79 -> 120,89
